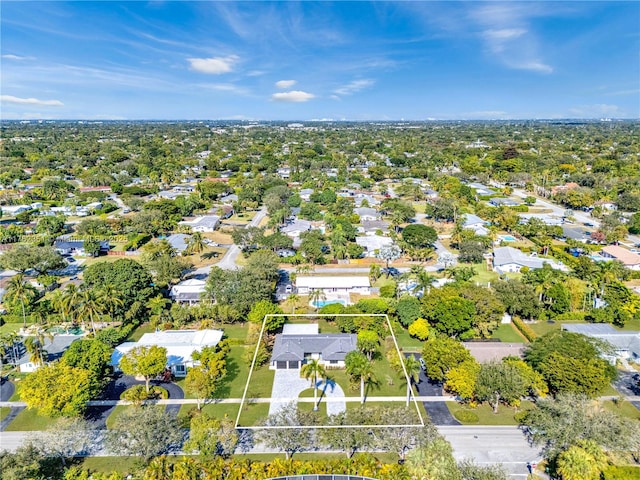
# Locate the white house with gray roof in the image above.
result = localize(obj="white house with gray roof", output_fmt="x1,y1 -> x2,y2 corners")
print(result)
169,279 -> 207,305
562,324 -> 640,364
270,325 -> 357,370
493,246 -> 566,274
356,235 -> 393,257
295,275 -> 371,296
354,207 -> 380,222
179,215 -> 221,232
462,213 -> 490,236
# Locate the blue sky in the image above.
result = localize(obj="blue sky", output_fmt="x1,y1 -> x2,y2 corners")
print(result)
1,1 -> 638,120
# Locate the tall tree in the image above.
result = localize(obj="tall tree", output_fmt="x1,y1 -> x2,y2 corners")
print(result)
475,361 -> 527,413
300,358 -> 327,411
345,350 -> 378,404
118,345 -> 167,392
4,273 -> 37,327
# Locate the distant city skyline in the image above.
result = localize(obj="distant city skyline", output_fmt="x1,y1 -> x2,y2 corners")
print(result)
1,1 -> 639,121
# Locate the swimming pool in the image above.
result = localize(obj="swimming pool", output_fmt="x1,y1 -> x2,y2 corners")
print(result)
499,235 -> 517,242
47,326 -> 84,335
312,299 -> 347,308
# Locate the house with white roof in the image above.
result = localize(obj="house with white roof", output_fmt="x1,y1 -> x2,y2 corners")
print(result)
169,279 -> 207,305
295,275 -> 371,296
493,246 -> 566,274
355,235 -> 393,257
299,188 -> 314,202
280,219 -> 312,238
166,233 -> 191,254
179,215 -> 221,233
111,329 -> 224,377
519,213 -> 564,226
462,213 -> 490,236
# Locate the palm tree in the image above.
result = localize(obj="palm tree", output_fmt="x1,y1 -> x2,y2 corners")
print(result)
402,355 -> 422,406
369,263 -> 382,284
346,352 -> 378,404
4,273 -> 37,328
300,358 -> 327,411
24,335 -> 47,366
96,285 -> 124,323
287,293 -> 300,314
187,232 -> 206,255
61,283 -> 82,324
76,289 -> 104,335
308,289 -> 326,312
413,270 -> 436,296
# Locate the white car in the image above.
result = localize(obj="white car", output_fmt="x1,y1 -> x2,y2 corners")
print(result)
285,285 -> 293,293
419,358 -> 426,370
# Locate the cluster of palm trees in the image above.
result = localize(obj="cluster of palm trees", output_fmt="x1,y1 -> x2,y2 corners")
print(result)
48,283 -> 124,334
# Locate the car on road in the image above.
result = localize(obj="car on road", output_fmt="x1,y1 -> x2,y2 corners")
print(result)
419,358 -> 426,370
583,222 -> 594,227
285,284 -> 293,293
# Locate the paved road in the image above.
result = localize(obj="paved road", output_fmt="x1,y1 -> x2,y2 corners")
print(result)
191,207 -> 267,275
439,425 -> 544,477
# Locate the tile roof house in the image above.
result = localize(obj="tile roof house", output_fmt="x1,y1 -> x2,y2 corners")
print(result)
493,246 -> 566,274
270,324 -> 357,369
111,329 -> 224,377
600,245 -> 640,270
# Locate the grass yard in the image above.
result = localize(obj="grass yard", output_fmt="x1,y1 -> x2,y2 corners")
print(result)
446,400 -> 535,425
491,323 -> 527,343
468,263 -> 501,286
216,345 -> 250,398
0,322 -> 24,334
527,319 -> 561,337
0,407 -> 11,421
126,322 -> 155,342
4,407 -> 55,431
236,401 -> 270,427
393,330 -> 424,351
78,456 -> 143,475
178,402 -> 241,421
221,323 -> 250,342
602,400 -> 640,420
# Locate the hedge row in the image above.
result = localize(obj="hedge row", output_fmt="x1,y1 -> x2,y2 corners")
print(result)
512,316 -> 537,342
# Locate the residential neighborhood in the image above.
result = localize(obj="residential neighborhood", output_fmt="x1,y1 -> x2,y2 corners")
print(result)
1,119 -> 640,480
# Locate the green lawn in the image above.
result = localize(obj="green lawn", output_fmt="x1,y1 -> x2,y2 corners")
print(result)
105,405 -> 130,429
446,400 -> 534,425
126,322 -> 155,342
236,401 -> 270,427
393,330 -> 425,351
79,456 -> 143,475
178,402 -> 241,422
325,355 -> 406,398
4,407 -> 55,431
0,407 -> 11,421
602,400 -> 640,420
0,322 -> 24,334
528,319 -> 561,337
221,323 -> 250,342
491,323 -> 526,343
468,263 -> 500,286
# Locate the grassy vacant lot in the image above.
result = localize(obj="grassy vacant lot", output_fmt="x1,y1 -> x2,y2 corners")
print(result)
4,407 -> 54,431
126,322 -> 156,342
447,400 -> 535,426
393,330 -> 425,350
491,323 -> 526,343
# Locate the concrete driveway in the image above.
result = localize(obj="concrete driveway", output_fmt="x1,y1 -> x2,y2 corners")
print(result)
269,369 -> 346,417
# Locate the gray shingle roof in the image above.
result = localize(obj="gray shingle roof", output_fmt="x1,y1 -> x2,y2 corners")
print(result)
271,334 -> 357,362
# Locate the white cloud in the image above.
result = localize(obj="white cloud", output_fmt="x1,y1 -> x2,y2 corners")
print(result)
482,28 -> 526,42
516,61 -> 553,74
188,55 -> 238,74
334,79 -> 374,96
1,95 -> 63,106
195,83 -> 250,95
2,54 -> 32,61
275,79 -> 297,89
271,90 -> 315,102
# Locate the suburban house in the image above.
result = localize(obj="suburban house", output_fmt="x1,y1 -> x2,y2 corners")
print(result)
280,219 -> 312,238
299,188 -> 314,202
489,197 -> 520,207
462,213 -> 490,236
166,233 -> 191,254
560,226 -> 591,243
355,235 -> 393,257
54,239 -> 110,256
354,207 -> 380,222
270,324 -> 357,370
179,215 -> 221,232
295,275 -> 371,297
562,324 -> 640,364
467,182 -> 494,196
277,167 -> 291,179
169,279 -> 207,305
218,193 -> 238,204
111,329 -> 224,377
359,219 -> 390,235
600,245 -> 640,270
354,193 -> 380,207
493,246 -> 566,274
519,213 -> 564,226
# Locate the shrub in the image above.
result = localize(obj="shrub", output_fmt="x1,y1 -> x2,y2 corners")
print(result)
453,409 -> 479,424
512,316 -> 537,342
121,385 -> 149,405
603,466 -> 640,480
379,283 -> 396,298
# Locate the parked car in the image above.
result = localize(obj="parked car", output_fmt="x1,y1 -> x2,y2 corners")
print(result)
419,358 -> 426,370
285,284 -> 293,293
